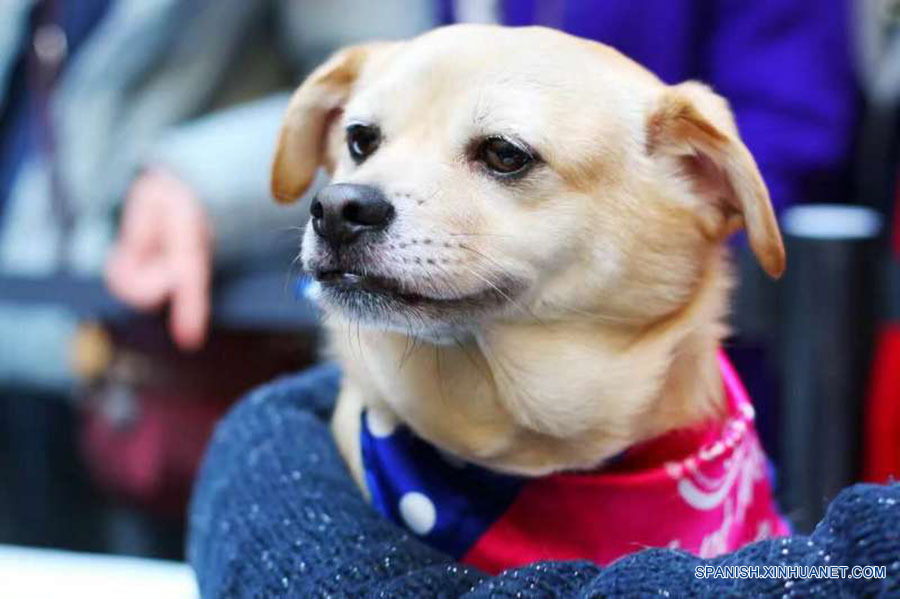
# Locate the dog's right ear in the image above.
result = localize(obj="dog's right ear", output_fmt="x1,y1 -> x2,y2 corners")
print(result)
271,42 -> 396,203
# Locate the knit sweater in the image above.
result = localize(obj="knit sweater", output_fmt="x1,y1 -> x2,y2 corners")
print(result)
189,363 -> 900,598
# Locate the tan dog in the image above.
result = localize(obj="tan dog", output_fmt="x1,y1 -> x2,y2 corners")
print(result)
271,25 -> 784,499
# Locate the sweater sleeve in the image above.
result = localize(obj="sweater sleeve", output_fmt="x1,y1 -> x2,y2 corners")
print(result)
189,363 -> 900,599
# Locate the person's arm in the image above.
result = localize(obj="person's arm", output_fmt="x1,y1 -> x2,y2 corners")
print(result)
189,364 -> 900,599
143,94 -> 315,266
105,95 -> 323,350
704,0 -> 859,212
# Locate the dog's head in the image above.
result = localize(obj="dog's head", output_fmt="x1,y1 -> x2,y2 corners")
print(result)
274,25 -> 783,336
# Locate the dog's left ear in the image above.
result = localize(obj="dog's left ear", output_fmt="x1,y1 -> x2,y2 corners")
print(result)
646,81 -> 785,278
271,42 -> 397,204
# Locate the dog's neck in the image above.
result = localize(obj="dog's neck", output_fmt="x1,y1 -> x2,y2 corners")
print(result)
330,254 -> 732,476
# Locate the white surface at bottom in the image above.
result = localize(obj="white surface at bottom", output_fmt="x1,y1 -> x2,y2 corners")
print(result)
0,544 -> 198,599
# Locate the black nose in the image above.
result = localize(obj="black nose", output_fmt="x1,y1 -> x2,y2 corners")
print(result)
310,184 -> 394,246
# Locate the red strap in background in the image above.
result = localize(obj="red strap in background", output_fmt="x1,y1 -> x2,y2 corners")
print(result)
863,167 -> 900,482
864,327 -> 900,482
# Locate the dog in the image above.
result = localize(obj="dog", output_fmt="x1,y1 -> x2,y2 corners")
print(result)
272,24 -> 789,572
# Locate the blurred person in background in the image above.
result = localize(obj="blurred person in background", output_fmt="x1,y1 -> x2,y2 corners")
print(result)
0,0 -> 433,550
0,0 -> 434,386
105,1 -> 437,352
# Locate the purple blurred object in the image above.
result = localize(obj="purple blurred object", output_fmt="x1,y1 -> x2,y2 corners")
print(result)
440,0 -> 859,212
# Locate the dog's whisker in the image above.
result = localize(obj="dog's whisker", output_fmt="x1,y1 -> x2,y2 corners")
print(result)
537,300 -> 640,326
451,332 -> 493,384
274,225 -> 307,234
456,243 -> 516,280
399,312 -> 419,369
283,250 -> 307,297
464,264 -> 535,319
426,262 -> 469,300
433,344 -> 449,404
445,232 -> 513,238
457,251 -> 546,326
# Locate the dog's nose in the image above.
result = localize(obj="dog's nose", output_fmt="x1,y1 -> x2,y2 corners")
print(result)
310,184 -> 395,245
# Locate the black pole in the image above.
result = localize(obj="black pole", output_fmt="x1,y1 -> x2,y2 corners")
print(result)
778,205 -> 883,532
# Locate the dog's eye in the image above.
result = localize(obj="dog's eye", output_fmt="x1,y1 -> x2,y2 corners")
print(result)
476,137 -> 534,176
347,124 -> 381,163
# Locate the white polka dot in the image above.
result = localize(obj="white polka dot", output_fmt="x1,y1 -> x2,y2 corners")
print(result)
398,492 -> 436,535
366,407 -> 398,438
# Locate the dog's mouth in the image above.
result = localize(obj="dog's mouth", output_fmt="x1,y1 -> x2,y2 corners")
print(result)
312,268 -> 520,321
315,270 -> 437,305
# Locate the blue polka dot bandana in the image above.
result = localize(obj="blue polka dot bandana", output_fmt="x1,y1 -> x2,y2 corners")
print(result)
360,408 -> 525,558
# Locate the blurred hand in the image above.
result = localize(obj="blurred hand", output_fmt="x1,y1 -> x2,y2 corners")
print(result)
106,169 -> 212,351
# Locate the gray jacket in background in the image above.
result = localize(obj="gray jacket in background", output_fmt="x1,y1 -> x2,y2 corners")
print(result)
0,0 -> 435,388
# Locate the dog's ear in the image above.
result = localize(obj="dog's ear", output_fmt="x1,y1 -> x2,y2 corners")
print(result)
646,81 -> 785,278
271,42 -> 396,204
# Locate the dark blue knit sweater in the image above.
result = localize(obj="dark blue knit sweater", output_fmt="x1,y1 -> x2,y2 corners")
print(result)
189,363 -> 900,598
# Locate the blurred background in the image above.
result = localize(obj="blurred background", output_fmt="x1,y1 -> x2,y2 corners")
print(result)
0,0 -> 898,591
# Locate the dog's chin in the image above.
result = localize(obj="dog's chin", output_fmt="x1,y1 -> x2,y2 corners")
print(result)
311,269 -> 519,333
